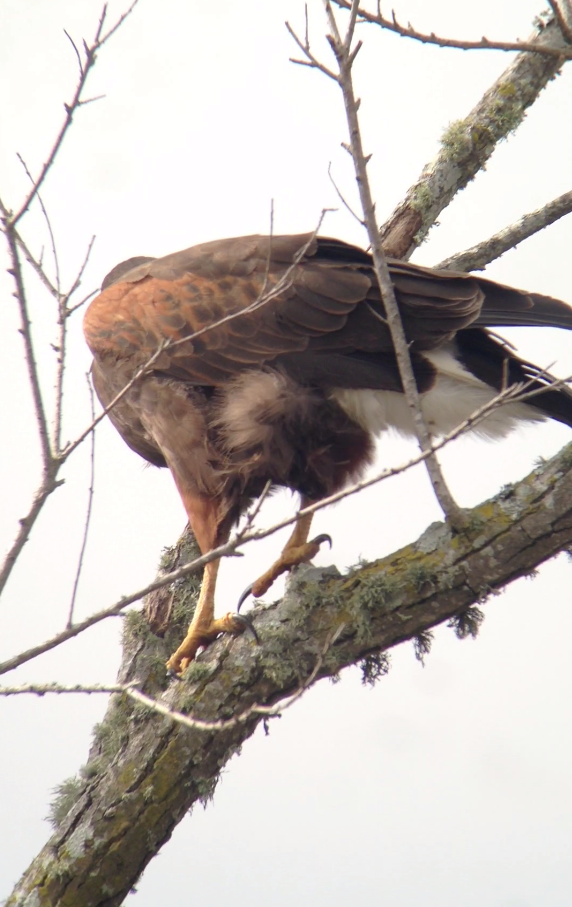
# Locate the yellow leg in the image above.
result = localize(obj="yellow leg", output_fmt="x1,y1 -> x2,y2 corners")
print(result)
250,500 -> 330,599
166,558 -> 247,676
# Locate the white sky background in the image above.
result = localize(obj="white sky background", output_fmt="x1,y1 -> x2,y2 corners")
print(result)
1,0 -> 572,904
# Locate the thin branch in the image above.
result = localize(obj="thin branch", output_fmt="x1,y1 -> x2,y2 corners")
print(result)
437,190 -> 572,272
327,161 -> 364,224
63,29 -> 83,76
66,374 -> 97,628
16,152 -> 62,295
332,1 -> 572,58
235,479 -> 273,543
0,625 -> 344,732
67,287 -> 98,316
285,19 -> 339,79
321,0 -> 465,526
98,0 -> 140,46
547,0 -> 572,43
2,221 -> 52,467
0,193 -> 60,299
9,1 -> 140,227
54,236 -> 96,453
0,473 -> 64,599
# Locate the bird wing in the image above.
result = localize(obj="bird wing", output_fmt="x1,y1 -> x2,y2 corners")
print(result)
84,233 -> 572,396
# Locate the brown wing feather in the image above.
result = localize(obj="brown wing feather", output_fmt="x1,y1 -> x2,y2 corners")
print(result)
85,233 -> 572,396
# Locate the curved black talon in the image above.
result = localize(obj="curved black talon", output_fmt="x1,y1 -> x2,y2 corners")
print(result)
311,533 -> 333,549
232,611 -> 260,644
237,582 -> 255,613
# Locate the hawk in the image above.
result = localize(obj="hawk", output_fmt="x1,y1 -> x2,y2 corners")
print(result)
84,233 -> 572,674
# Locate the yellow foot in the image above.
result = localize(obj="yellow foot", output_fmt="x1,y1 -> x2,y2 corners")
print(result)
238,533 -> 332,610
166,613 -> 257,677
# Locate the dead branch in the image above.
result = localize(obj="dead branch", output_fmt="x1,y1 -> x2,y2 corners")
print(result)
333,1 -> 572,58
305,1 -> 465,526
9,1 -> 140,228
66,375 -> 97,628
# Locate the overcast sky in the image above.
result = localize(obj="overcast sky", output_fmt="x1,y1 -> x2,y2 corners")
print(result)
1,1 -> 572,905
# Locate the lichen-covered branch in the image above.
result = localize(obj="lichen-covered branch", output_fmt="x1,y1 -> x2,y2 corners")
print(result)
379,14 -> 571,259
436,189 -> 572,271
8,442 -> 572,906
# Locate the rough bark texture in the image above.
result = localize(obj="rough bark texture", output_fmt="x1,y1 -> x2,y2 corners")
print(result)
380,16 -> 569,259
8,441 -> 572,906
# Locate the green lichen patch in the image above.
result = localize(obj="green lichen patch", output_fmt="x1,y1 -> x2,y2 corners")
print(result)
410,182 -> 433,215
48,776 -> 84,827
441,119 -> 472,162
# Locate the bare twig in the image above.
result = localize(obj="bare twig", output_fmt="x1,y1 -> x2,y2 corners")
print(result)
0,2 -> 141,599
16,153 -> 62,295
67,287 -> 99,316
2,223 -> 52,467
235,479 -> 273,543
54,236 -> 96,453
547,0 -> 572,43
327,161 -> 364,224
286,19 -> 339,79
332,1 -> 572,58
0,474 -> 64,598
66,375 -> 97,627
0,624 -> 346,732
318,0 -> 465,526
9,1 -> 140,227
437,190 -> 572,272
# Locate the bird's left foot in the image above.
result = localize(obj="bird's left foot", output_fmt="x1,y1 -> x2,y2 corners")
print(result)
238,533 -> 332,610
166,612 -> 258,677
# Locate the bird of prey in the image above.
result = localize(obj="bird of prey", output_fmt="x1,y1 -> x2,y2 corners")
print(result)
84,233 -> 572,674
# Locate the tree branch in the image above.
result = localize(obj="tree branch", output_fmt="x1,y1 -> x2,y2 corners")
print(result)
333,1 -> 572,58
8,440 -> 572,906
9,1 -> 140,227
320,0 -> 465,526
436,189 -> 572,271
378,13 -> 572,258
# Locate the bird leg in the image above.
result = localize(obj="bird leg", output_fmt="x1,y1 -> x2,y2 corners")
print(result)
166,555 -> 249,676
239,499 -> 331,608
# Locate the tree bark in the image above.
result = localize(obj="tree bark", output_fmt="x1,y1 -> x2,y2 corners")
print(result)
380,16 -> 570,259
7,441 -> 572,906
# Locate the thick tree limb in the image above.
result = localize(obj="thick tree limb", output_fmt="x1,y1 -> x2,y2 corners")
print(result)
7,442 -> 572,906
379,15 -> 571,258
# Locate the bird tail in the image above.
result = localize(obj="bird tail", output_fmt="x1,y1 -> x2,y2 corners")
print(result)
474,279 -> 572,330
457,328 -> 572,430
